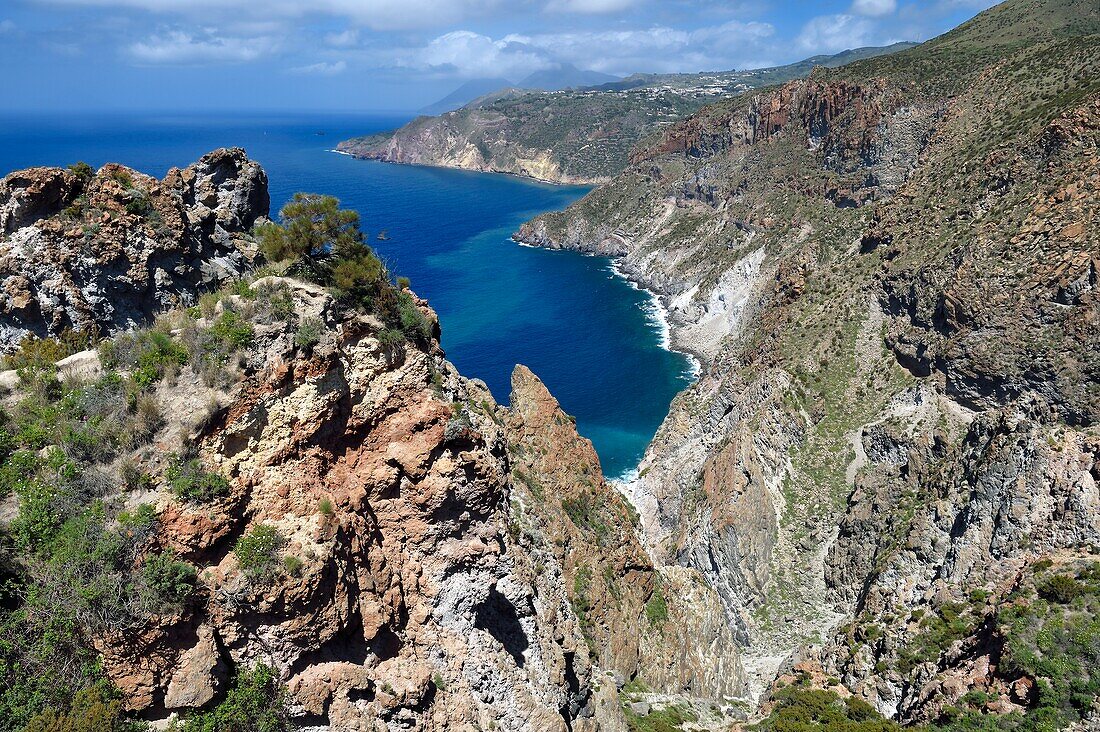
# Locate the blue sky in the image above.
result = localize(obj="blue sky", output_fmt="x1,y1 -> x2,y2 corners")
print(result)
0,0 -> 999,112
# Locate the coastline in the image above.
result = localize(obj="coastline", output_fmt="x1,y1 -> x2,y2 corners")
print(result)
329,147 -> 607,187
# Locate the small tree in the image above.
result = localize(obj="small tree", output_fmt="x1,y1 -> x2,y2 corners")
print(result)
182,664 -> 292,732
258,193 -> 367,262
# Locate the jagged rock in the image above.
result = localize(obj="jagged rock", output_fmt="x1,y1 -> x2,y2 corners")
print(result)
505,366 -> 746,704
0,148 -> 269,351
84,279 -> 595,730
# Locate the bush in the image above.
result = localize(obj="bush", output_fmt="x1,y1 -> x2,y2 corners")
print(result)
397,292 -> 431,341
67,161 -> 95,184
645,585 -> 669,625
206,311 -> 254,360
234,524 -> 285,578
124,193 -> 153,218
1037,574 -> 1086,603
166,456 -> 230,503
377,328 -> 406,349
139,552 -> 196,611
22,684 -> 137,732
561,491 -> 611,546
751,687 -> 902,731
181,664 -> 291,732
99,330 -> 188,389
294,318 -> 324,353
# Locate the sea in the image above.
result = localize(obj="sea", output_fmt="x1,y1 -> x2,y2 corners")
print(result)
0,112 -> 694,479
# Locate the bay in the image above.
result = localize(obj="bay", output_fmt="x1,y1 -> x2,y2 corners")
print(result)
0,112 -> 693,478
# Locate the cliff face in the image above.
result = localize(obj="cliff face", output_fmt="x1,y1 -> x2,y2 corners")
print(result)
334,91 -> 701,186
0,148 -> 757,731
506,366 -> 746,705
515,0 -> 1100,723
0,277 -> 599,730
0,148 -> 269,352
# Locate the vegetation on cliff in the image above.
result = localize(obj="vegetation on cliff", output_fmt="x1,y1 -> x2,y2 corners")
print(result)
0,193 -> 429,729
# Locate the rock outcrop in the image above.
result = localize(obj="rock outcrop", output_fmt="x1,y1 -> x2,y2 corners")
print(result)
505,366 -> 747,705
0,148 -> 269,351
68,279 -> 597,730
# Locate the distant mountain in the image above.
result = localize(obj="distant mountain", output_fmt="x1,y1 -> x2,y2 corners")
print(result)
518,64 -> 619,91
419,77 -> 513,115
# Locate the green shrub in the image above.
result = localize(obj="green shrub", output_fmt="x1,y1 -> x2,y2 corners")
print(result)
377,328 -> 406,349
751,687 -> 902,731
139,552 -> 196,611
234,524 -> 285,578
1037,574 -> 1086,603
118,503 -> 157,530
181,664 -> 291,732
67,161 -> 95,184
294,318 -> 324,353
124,193 -> 153,218
230,279 -> 257,299
206,311 -> 254,358
397,292 -> 431,341
0,449 -> 40,498
645,585 -> 669,626
100,330 -> 188,389
107,169 -> 132,187
256,284 -> 295,322
624,702 -> 698,732
166,456 -> 230,503
22,684 -> 138,732
561,491 -> 611,546
281,555 -> 303,577
317,498 -> 334,516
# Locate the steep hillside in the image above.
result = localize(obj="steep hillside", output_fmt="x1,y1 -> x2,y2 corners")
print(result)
517,0 -> 1100,727
336,46 -> 915,185
0,155 -> 745,731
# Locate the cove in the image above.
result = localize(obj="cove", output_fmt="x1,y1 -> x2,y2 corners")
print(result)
0,112 -> 693,478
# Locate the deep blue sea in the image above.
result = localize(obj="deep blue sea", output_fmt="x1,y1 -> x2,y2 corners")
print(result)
0,112 -> 693,478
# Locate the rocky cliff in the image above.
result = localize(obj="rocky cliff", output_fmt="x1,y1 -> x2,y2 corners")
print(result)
515,0 -> 1100,727
0,154 -> 747,729
0,148 -> 269,352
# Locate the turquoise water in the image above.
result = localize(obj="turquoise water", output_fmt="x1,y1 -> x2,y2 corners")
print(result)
0,113 -> 693,478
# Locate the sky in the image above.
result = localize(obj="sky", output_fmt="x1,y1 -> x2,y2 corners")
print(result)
0,0 -> 1000,112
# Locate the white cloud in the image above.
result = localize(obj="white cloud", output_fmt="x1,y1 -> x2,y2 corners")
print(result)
290,60 -> 347,75
397,19 -> 776,80
850,0 -> 896,17
796,14 -> 873,54
35,0 -> 503,30
324,29 -> 359,47
545,0 -> 637,13
128,29 -> 279,63
0,19 -> 15,33
415,30 -> 552,78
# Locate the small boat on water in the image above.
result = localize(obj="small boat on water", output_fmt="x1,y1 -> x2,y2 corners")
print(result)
376,230 -> 390,241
